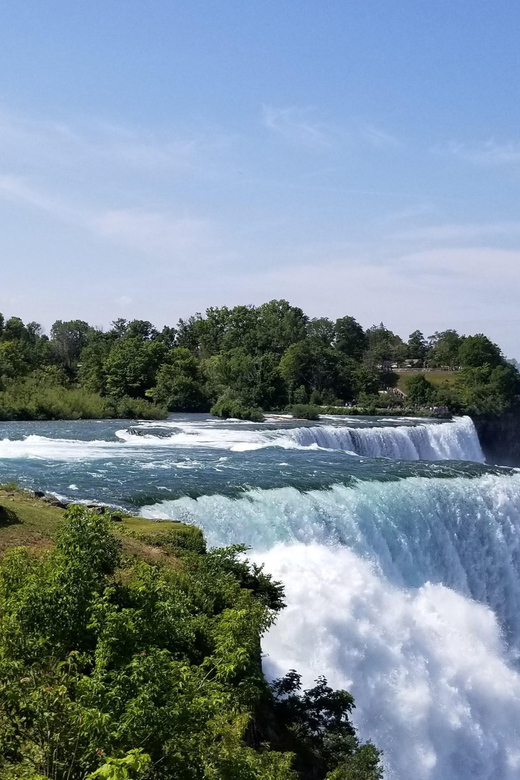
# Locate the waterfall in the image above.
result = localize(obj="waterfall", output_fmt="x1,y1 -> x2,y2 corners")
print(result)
142,471 -> 520,779
279,416 -> 484,461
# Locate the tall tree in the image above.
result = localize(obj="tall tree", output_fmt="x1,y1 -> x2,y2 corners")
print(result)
334,316 -> 366,360
50,320 -> 94,371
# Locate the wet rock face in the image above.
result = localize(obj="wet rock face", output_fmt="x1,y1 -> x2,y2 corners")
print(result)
472,411 -> 520,466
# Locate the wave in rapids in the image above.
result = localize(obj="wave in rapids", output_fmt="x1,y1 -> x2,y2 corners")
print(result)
0,415 -> 480,462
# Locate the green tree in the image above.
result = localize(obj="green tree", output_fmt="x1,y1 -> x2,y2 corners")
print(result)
427,330 -> 461,369
454,363 -> 520,413
364,325 -> 406,369
150,348 -> 208,411
458,334 -> 503,369
211,348 -> 286,409
50,320 -> 94,372
123,319 -> 159,341
307,318 -> 336,348
334,317 -> 366,361
406,330 -> 427,363
104,338 -> 167,398
78,333 -> 115,393
405,374 -> 437,406
256,300 -> 308,356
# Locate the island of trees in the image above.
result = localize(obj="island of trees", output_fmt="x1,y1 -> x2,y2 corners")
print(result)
0,300 -> 518,420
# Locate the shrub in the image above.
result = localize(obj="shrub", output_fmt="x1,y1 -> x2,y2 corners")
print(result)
0,376 -> 167,421
211,395 -> 265,422
288,404 -> 320,421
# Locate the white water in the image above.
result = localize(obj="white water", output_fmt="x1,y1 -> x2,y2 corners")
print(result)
0,413 -> 513,777
281,415 -> 484,461
260,544 -> 520,780
0,416 -> 483,461
142,471 -> 520,779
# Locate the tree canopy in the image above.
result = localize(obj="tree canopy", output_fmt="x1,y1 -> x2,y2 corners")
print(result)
0,301 -> 518,419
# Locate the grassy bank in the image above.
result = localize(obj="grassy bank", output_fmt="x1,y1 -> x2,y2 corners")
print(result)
396,370 -> 457,393
0,486 -> 383,780
0,484 -> 201,560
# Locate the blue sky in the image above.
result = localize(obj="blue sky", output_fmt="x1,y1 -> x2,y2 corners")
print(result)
1,1 -> 520,355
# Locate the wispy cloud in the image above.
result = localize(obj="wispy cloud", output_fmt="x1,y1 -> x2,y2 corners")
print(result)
436,139 -> 520,167
262,105 -> 335,149
0,174 -> 87,224
0,174 -> 222,268
359,123 -> 402,149
390,221 -> 520,243
94,208 -> 218,264
262,105 -> 401,152
0,109 -> 229,176
115,295 -> 133,307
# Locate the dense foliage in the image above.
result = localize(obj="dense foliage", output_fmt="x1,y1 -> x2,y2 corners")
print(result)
0,305 -> 518,419
0,507 -> 382,779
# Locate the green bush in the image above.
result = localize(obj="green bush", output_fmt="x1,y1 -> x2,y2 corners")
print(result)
0,377 -> 167,421
211,395 -> 265,422
288,404 -> 320,421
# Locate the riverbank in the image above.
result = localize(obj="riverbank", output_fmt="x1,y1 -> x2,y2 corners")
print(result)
0,483 -> 202,558
317,405 -> 452,418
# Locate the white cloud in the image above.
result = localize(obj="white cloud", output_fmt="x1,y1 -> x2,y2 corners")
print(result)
0,174 -> 88,225
0,175 -> 226,270
262,105 -> 400,152
262,105 -> 335,149
359,123 -> 402,149
94,209 -> 219,265
0,109 -> 229,177
437,139 -> 520,167
115,295 -> 133,307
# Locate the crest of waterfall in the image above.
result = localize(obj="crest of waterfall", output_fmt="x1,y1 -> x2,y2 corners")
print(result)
279,415 -> 484,461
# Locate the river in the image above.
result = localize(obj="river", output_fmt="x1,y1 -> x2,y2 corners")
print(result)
0,413 -> 519,779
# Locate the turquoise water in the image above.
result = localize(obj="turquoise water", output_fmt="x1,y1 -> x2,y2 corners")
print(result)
0,413 -> 493,507
1,413 -> 519,779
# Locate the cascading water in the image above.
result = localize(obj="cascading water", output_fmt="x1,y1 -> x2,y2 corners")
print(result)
0,413 -> 516,778
141,473 -> 520,644
141,467 -> 520,780
280,415 -> 484,461
259,543 -> 520,780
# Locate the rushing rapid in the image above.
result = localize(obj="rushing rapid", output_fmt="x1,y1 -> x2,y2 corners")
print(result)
0,412 -> 518,779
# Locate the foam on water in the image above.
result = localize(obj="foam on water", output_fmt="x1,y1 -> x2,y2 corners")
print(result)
259,543 -> 520,780
0,416 -> 484,461
141,472 -> 520,637
282,415 -> 484,461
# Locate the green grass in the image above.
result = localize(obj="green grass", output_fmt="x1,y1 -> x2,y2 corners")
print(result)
0,485 -> 202,564
397,370 -> 457,392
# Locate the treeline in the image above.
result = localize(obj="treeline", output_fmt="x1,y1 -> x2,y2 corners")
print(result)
0,301 -> 518,419
0,504 -> 382,779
